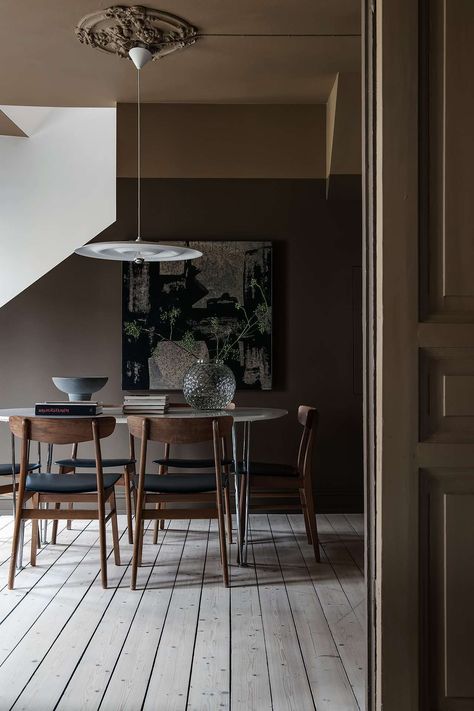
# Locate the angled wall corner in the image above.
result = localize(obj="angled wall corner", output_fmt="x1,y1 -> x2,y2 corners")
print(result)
0,106 -> 116,308
326,74 -> 339,179
325,72 -> 362,199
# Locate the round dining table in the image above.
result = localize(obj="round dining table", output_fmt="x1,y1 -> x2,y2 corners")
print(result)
0,406 -> 288,567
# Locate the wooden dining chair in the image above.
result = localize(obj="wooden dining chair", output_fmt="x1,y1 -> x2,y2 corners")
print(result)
0,462 -> 40,497
54,434 -> 136,544
245,406 -> 321,561
128,415 -> 233,589
152,402 -> 234,543
8,416 -> 121,589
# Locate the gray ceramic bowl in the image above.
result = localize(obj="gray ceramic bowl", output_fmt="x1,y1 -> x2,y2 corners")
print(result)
52,376 -> 108,402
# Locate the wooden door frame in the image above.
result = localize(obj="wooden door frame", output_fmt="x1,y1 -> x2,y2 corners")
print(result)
362,0 -> 376,708
363,0 -> 420,709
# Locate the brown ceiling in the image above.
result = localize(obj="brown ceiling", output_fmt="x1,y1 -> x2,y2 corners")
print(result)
0,1 -> 360,106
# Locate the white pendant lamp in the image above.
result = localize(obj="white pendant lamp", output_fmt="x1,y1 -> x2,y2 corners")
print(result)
75,46 -> 201,265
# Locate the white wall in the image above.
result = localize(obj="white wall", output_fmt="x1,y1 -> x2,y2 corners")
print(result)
0,106 -> 116,307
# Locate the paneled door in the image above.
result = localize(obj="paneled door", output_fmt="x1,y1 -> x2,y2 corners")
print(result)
368,0 -> 474,709
419,1 -> 474,707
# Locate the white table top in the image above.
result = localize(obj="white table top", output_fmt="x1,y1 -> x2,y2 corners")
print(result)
0,406 -> 288,425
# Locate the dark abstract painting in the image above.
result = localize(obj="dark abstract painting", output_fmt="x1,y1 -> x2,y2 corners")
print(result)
122,241 -> 272,391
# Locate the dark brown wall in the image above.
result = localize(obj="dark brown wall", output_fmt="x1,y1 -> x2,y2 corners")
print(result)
0,178 -> 362,511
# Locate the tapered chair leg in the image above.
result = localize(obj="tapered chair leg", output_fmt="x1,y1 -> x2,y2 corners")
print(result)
239,473 -> 247,547
154,463 -> 166,542
137,520 -> 144,566
30,494 -> 40,566
58,466 -> 76,531
153,513 -> 160,544
66,502 -> 74,530
110,491 -> 121,566
51,502 -> 61,544
216,487 -> 229,587
97,498 -> 108,589
8,509 -> 24,589
299,489 -> 312,544
132,487 -> 137,515
131,504 -> 144,590
123,468 -> 133,544
304,487 -> 320,562
224,484 -> 233,544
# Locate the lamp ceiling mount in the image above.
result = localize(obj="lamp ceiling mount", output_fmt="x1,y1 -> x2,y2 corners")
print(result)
76,5 -> 198,62
128,46 -> 152,70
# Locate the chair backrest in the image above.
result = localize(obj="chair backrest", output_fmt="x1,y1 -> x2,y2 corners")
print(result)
128,415 -> 234,483
9,416 -> 115,445
127,415 -> 233,444
9,417 -> 116,491
296,406 -> 319,479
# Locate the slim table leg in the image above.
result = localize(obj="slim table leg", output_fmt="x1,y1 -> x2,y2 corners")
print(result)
243,422 -> 251,565
231,423 -> 243,565
240,422 -> 248,546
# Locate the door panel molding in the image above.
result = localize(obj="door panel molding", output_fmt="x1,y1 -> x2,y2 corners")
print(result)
421,0 -> 474,322
421,469 -> 474,709
418,2 -> 474,705
420,347 -> 474,442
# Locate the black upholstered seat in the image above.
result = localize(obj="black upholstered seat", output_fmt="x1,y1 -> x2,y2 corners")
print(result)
153,457 -> 232,469
143,473 -> 225,494
0,463 -> 40,475
25,472 -> 122,494
55,458 -> 135,468
246,462 -> 298,477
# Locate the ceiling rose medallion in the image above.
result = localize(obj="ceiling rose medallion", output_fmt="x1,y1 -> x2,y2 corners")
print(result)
75,5 -> 198,61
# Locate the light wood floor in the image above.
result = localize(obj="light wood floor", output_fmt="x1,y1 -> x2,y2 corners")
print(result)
0,512 -> 365,711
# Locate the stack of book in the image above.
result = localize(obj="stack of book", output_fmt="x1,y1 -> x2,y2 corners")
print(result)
123,394 -> 169,415
35,401 -> 103,416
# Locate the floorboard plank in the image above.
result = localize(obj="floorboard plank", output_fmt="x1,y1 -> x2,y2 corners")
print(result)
142,519 -> 210,711
324,515 -> 364,573
251,514 -> 316,711
11,521 -> 134,711
99,521 -> 189,711
268,514 -> 360,711
0,522 -> 98,670
289,515 -> 365,710
344,514 -> 364,539
316,517 -> 366,629
186,520 -> 230,710
51,525 -> 142,711
0,522 -> 116,708
0,521 -> 78,614
0,514 -> 13,532
230,521 -> 273,711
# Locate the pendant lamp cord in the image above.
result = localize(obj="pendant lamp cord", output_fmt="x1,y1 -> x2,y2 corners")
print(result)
137,66 -> 141,242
